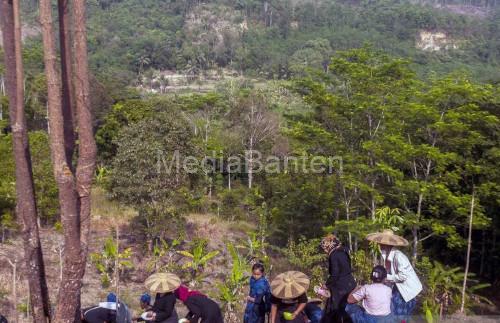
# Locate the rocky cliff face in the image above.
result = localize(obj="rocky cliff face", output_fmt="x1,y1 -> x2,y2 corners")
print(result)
416,30 -> 460,51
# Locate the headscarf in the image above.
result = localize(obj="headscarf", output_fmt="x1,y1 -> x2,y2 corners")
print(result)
174,285 -> 205,302
320,234 -> 341,254
140,293 -> 151,304
106,292 -> 117,303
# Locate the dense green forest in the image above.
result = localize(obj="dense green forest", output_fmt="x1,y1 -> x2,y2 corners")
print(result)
1,0 -> 500,321
14,0 -> 500,86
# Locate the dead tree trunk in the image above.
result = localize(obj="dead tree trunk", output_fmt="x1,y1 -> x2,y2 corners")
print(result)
0,1 -> 51,321
460,189 -> 475,313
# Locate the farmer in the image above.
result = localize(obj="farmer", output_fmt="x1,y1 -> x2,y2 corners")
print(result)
134,293 -> 152,321
81,305 -> 116,323
175,285 -> 224,323
366,229 -> 422,322
244,262 -> 271,323
320,234 -> 356,323
82,293 -> 118,323
269,271 -> 309,323
143,273 -> 180,323
345,265 -> 393,323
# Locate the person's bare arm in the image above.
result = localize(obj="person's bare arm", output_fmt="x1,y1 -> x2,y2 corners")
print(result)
270,304 -> 278,323
293,302 -> 306,319
347,286 -> 363,304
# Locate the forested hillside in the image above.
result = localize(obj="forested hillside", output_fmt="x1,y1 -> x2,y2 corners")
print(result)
1,0 -> 500,322
15,0 -> 500,85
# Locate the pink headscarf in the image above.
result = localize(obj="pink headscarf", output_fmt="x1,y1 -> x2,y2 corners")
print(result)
174,285 -> 204,302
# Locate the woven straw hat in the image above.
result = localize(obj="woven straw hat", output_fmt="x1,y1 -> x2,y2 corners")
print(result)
271,271 -> 310,299
145,272 -> 181,293
366,229 -> 409,247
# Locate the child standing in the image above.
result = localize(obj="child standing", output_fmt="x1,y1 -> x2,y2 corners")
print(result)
244,263 -> 271,323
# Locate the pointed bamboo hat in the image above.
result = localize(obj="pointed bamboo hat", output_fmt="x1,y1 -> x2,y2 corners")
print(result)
145,272 -> 181,293
271,271 -> 310,299
366,229 -> 409,247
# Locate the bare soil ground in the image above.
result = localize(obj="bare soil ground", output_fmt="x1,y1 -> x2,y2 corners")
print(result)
0,188 -> 250,322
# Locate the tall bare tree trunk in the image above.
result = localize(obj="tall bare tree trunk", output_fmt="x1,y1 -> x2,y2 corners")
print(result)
40,0 -> 96,320
58,0 -> 76,166
39,0 -> 90,321
460,190 -> 475,313
0,1 -> 51,321
72,0 -> 97,277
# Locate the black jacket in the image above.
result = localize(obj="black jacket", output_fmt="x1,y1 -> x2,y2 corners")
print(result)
152,293 -> 176,322
185,295 -> 223,323
324,247 -> 356,318
326,247 -> 355,288
82,306 -> 116,323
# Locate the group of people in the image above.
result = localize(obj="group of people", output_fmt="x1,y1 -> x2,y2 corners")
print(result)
80,228 -> 421,323
243,229 -> 422,323
82,273 -> 223,323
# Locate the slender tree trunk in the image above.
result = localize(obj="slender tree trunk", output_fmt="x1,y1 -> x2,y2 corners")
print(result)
0,1 -> 51,321
248,137 -> 254,189
460,190 -> 475,313
412,192 -> 424,262
72,0 -> 97,261
115,223 -> 120,299
58,0 -> 76,166
8,259 -> 18,323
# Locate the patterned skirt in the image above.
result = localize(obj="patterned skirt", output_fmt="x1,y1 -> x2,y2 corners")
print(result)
390,286 -> 416,322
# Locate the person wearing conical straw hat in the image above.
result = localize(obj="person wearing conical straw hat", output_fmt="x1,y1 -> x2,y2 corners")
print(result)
269,271 -> 310,323
319,234 -> 356,323
143,272 -> 181,323
366,229 -> 422,323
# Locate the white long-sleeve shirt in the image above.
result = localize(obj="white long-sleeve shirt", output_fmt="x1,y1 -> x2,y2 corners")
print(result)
382,248 -> 423,302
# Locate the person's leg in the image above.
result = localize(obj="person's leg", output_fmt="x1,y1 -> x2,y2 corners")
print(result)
345,304 -> 365,323
390,287 -> 415,323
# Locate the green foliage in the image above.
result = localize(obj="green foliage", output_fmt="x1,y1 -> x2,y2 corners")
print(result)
282,237 -> 325,292
417,257 -> 491,318
108,107 -> 201,239
95,99 -> 157,161
0,131 -> 58,227
146,237 -> 181,273
177,238 -> 220,284
351,250 -> 373,285
90,236 -> 134,288
216,242 -> 248,317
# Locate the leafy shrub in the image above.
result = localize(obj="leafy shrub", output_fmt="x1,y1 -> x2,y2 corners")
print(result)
217,243 -> 248,323
177,238 -> 219,285
91,237 -> 134,288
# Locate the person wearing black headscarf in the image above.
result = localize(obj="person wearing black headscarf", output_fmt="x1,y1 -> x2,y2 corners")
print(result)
320,234 -> 356,323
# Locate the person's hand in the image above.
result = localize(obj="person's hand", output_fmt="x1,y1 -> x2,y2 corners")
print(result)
246,296 -> 255,302
291,312 -> 299,320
